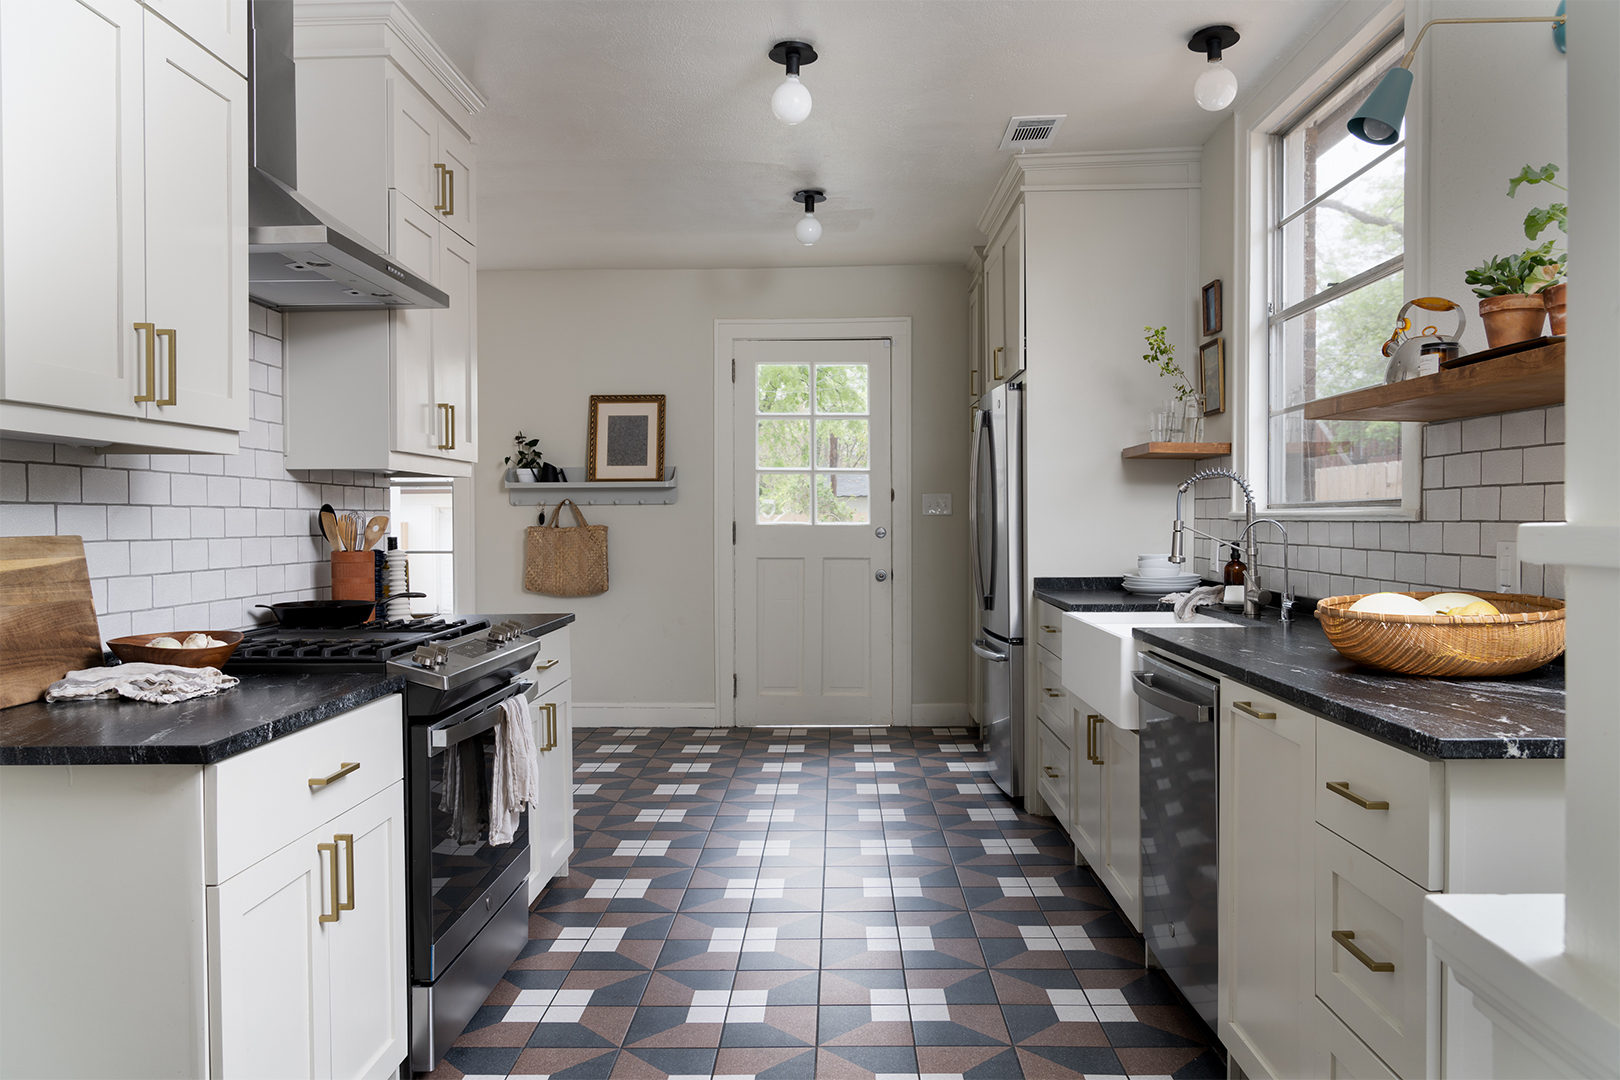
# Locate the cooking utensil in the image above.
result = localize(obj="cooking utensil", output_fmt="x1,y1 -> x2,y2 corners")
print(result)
254,597 -> 423,629
107,631 -> 243,669
1383,297 -> 1466,383
363,516 -> 389,550
320,504 -> 343,550
345,511 -> 366,552
0,535 -> 103,708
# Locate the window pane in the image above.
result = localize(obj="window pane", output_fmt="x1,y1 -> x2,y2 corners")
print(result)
815,418 -> 869,470
1269,410 -> 1402,505
1280,150 -> 1404,310
757,418 -> 810,468
815,473 -> 870,524
758,473 -> 810,523
392,485 -> 454,550
1272,271 -> 1404,410
1281,39 -> 1406,216
758,364 -> 810,414
814,364 -> 868,414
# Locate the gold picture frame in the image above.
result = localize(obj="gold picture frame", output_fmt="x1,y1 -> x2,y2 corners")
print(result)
1201,279 -> 1223,337
587,395 -> 666,481
1199,339 -> 1225,416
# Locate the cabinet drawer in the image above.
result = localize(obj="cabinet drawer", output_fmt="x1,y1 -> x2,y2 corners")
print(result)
1034,600 -> 1065,665
1036,719 -> 1071,828
207,695 -> 405,884
1317,719 -> 1443,889
530,626 -> 571,696
1315,826 -> 1433,1079
1036,656 -> 1069,740
1311,995 -> 1399,1080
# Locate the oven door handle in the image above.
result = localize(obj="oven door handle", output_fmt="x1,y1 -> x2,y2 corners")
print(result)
430,679 -> 534,752
1131,671 -> 1212,723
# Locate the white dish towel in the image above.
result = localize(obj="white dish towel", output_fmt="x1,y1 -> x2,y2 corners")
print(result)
46,663 -> 239,704
490,693 -> 540,846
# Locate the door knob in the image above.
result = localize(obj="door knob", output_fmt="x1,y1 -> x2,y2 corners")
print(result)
875,570 -> 888,582
875,526 -> 887,538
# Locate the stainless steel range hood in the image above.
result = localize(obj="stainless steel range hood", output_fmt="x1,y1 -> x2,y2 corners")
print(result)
248,1 -> 447,311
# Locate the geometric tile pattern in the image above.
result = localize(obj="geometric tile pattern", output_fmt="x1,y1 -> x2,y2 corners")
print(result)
425,725 -> 1224,1079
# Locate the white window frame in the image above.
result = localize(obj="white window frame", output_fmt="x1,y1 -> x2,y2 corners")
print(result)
1230,0 -> 1421,522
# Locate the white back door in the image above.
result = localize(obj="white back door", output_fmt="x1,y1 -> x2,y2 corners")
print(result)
733,339 -> 893,725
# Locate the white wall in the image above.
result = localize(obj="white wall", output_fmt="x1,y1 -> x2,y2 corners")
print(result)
1199,115 -> 1236,447
474,266 -> 968,725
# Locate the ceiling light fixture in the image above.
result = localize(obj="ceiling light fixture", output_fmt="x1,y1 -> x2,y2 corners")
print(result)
1348,12 -> 1568,144
1188,25 -> 1241,111
768,40 -> 818,125
793,189 -> 824,245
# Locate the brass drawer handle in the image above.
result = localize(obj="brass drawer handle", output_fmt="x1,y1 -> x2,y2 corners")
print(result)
318,841 -> 340,923
1043,766 -> 1060,778
969,367 -> 981,397
1045,690 -> 1063,698
536,702 -> 558,752
335,833 -> 355,911
156,327 -> 177,405
309,762 -> 360,787
438,403 -> 454,450
992,345 -> 1005,381
1041,625 -> 1060,633
133,322 -> 156,401
534,657 -> 561,671
1332,929 -> 1394,972
434,163 -> 447,211
443,167 -> 454,216
1326,781 -> 1389,810
1086,714 -> 1103,765
1233,701 -> 1277,720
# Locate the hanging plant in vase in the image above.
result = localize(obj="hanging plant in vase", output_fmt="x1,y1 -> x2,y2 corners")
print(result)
504,432 -> 543,482
1142,326 -> 1204,442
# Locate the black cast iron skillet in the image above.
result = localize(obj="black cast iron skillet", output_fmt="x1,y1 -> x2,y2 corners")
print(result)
254,595 -> 425,629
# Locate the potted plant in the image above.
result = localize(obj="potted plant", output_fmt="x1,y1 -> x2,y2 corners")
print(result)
1142,326 -> 1203,441
504,432 -> 543,482
1509,163 -> 1568,335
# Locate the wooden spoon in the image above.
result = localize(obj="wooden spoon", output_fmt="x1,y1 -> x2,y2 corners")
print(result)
320,504 -> 343,550
363,516 -> 389,550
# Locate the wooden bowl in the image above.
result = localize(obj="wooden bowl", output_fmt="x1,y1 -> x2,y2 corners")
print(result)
106,631 -> 244,669
1315,593 -> 1564,677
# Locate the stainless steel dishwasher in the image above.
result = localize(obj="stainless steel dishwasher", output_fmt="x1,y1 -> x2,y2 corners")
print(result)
1132,650 -> 1220,1031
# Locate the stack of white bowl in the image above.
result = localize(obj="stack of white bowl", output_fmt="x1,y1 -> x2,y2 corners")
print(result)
1122,553 -> 1202,595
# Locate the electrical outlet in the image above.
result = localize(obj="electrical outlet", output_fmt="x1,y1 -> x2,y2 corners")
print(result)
1496,541 -> 1520,592
923,494 -> 952,516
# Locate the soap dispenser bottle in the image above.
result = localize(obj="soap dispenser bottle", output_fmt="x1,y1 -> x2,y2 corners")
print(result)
1223,545 -> 1246,586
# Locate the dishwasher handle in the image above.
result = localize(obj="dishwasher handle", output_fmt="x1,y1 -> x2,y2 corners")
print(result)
1131,670 -> 1212,723
971,638 -> 1009,663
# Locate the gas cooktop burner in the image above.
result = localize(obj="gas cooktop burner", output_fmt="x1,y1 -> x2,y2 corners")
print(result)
223,616 -> 488,673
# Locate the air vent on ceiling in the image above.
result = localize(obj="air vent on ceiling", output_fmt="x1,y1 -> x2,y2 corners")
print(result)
999,114 -> 1066,152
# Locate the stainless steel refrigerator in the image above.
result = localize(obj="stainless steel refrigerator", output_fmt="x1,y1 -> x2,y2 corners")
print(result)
969,381 -> 1024,797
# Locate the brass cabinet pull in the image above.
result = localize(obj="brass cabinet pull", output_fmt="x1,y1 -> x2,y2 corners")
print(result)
434,163 -> 447,211
992,345 -> 1005,381
969,367 -> 982,397
335,833 -> 355,911
1086,714 -> 1103,765
534,657 -> 561,671
318,841 -> 340,923
156,328 -> 177,405
1043,766 -> 1060,778
1045,689 -> 1062,698
133,322 -> 157,402
437,403 -> 453,450
447,404 -> 456,449
308,761 -> 360,787
1332,929 -> 1394,972
443,167 -> 454,216
1233,701 -> 1277,720
535,702 -> 558,752
1326,781 -> 1389,811
1041,625 -> 1060,633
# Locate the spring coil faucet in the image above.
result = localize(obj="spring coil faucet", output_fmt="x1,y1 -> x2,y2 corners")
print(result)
1168,468 -> 1291,625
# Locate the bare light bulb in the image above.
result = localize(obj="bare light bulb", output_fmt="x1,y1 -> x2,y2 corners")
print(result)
1195,60 -> 1238,111
772,74 -> 812,124
795,211 -> 822,245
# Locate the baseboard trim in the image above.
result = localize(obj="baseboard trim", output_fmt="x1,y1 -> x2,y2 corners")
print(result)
571,703 -> 719,728
910,703 -> 971,725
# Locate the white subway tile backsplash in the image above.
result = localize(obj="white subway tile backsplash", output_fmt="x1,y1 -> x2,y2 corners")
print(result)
107,575 -> 153,613
1500,409 -> 1546,447
152,506 -> 192,539
1501,486 -> 1545,521
1442,521 -> 1481,556
58,504 -> 108,541
1461,486 -> 1501,521
1425,487 -> 1461,521
29,463 -> 81,502
129,540 -> 173,576
1460,416 -> 1502,451
106,506 -> 152,540
173,539 -> 210,571
1425,555 -> 1461,589
129,470 -> 171,505
1522,445 -> 1563,483
1444,453 -> 1481,488
170,473 -> 209,505
1480,449 -> 1523,486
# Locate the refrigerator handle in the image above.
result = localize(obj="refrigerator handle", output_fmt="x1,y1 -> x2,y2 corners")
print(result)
971,638 -> 1009,662
981,413 -> 997,610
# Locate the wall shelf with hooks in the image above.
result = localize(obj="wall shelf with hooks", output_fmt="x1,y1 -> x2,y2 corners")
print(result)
503,468 -> 679,506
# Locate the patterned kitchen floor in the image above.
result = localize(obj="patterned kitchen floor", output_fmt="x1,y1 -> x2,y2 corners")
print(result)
424,725 -> 1224,1080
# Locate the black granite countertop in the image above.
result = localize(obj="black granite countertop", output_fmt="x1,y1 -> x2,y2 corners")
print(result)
1133,610 -> 1564,760
1032,577 -> 1202,612
0,673 -> 407,766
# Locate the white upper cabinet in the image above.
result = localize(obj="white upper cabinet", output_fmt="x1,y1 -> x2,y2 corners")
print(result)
391,76 -> 476,245
0,0 -> 247,454
144,0 -> 249,76
980,205 -> 1024,385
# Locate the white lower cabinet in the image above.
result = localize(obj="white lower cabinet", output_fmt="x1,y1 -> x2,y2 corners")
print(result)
1312,995 -> 1399,1080
527,629 -> 576,900
1099,716 -> 1141,931
1070,703 -> 1105,871
1035,717 -> 1071,828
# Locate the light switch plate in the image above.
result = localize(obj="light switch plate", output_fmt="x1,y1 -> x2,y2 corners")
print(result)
1496,541 -> 1520,592
923,494 -> 952,516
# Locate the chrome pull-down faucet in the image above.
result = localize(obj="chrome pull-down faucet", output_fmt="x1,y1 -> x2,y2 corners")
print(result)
1168,468 -> 1289,624
1239,518 -> 1295,627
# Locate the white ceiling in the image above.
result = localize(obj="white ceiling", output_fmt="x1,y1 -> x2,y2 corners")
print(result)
402,0 -> 1338,271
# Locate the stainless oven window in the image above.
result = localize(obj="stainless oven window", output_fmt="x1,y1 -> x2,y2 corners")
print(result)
426,724 -> 529,942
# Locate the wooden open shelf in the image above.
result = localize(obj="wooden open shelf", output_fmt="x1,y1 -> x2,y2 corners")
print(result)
1303,340 -> 1564,423
1121,442 -> 1233,460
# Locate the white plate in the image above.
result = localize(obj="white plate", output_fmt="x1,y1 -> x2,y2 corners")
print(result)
1121,580 -> 1200,595
1122,575 -> 1200,587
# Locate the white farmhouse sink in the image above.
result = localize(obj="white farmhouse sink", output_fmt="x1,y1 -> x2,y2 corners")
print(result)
1060,611 -> 1243,729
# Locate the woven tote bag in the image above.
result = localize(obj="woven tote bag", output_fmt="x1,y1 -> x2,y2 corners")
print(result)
524,500 -> 609,596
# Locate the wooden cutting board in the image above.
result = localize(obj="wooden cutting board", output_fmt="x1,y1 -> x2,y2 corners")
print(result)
0,536 -> 103,709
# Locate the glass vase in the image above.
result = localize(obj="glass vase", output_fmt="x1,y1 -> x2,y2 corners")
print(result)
1183,396 -> 1205,443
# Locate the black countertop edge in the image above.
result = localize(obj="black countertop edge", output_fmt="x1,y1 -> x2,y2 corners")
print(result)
0,676 -> 408,767
1132,619 -> 1564,761
1034,583 -> 1212,612
1033,577 -> 1127,592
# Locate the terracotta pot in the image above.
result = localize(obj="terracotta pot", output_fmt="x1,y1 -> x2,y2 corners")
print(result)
1477,294 -> 1547,349
1543,282 -> 1567,336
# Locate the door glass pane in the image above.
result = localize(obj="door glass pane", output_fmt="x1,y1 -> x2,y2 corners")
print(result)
758,473 -> 810,524
814,365 -> 868,414
816,473 -> 870,524
758,365 -> 810,413
757,419 -> 810,469
815,418 -> 869,470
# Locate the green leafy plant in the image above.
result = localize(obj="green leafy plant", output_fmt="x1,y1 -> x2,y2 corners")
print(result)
1142,326 -> 1196,401
1465,240 -> 1563,298
504,431 -> 542,472
1508,163 -> 1567,242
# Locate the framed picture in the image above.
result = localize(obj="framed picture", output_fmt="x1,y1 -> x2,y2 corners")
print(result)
1199,339 -> 1225,416
1201,279 -> 1223,337
587,395 -> 666,481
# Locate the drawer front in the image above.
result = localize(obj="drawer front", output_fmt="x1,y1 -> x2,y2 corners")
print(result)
1036,657 -> 1070,743
1316,718 -> 1443,890
530,625 -> 571,696
1312,995 -> 1399,1080
1315,825 -> 1434,1080
1034,600 -> 1065,665
207,694 -> 405,884
1036,718 -> 1071,827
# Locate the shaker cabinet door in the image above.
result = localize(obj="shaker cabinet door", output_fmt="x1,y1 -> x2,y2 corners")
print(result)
433,226 -> 478,462
1100,719 -> 1141,930
530,680 -> 576,893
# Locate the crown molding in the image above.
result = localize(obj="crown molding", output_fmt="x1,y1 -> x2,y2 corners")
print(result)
975,147 -> 1203,237
293,0 -> 486,116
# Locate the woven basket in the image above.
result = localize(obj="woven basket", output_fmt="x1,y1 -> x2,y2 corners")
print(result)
1315,592 -> 1564,677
